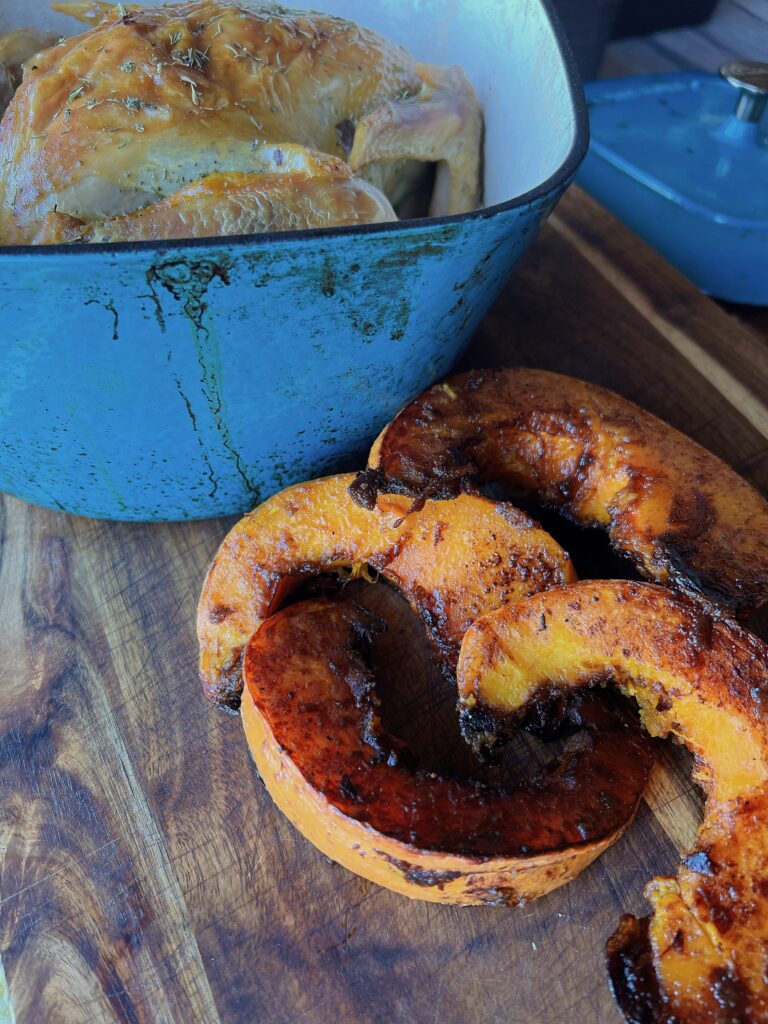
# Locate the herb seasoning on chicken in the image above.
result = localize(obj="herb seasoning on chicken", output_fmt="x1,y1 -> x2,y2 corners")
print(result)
0,0 -> 482,243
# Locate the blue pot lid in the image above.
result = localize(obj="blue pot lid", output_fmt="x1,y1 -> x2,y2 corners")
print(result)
585,68 -> 768,228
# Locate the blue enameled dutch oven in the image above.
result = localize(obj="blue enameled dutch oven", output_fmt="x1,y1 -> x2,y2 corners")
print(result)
0,0 -> 588,521
580,63 -> 768,304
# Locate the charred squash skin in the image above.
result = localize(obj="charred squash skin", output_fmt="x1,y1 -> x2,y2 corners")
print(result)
241,598 -> 654,905
197,473 -> 576,710
457,580 -> 768,1023
353,369 -> 768,617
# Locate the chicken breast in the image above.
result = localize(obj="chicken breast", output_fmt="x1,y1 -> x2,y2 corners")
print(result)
34,148 -> 396,242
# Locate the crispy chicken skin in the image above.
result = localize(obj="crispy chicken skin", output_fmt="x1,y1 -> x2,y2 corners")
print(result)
0,1 -> 482,243
0,28 -> 60,116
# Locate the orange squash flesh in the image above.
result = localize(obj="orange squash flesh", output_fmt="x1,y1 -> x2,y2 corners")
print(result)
355,368 -> 768,616
241,598 -> 654,905
457,580 -> 768,1022
197,473 -> 576,710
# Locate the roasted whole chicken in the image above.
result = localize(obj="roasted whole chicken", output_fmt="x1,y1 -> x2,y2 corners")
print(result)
0,1 -> 482,244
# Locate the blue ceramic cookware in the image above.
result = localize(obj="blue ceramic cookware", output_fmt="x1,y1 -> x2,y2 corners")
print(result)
0,0 -> 587,520
580,62 -> 768,305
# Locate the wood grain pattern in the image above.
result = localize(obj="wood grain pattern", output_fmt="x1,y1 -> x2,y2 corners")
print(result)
601,0 -> 768,79
1,185 -> 766,1024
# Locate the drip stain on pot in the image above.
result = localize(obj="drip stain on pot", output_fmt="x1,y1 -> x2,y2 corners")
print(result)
146,256 -> 260,502
169,368 -> 219,499
84,296 -> 120,341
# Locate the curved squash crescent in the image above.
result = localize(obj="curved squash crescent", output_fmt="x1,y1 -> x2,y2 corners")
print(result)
198,473 -> 575,710
356,368 -> 768,616
241,598 -> 653,905
457,580 -> 768,1022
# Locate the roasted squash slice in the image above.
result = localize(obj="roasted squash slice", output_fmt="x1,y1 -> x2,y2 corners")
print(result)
457,580 -> 768,1022
197,473 -> 576,710
354,369 -> 768,616
241,598 -> 653,905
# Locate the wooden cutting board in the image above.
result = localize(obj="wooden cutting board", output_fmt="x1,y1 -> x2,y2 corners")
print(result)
2,186 -> 767,1024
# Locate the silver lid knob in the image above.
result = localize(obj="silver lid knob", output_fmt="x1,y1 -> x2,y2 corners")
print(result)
720,60 -> 768,122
